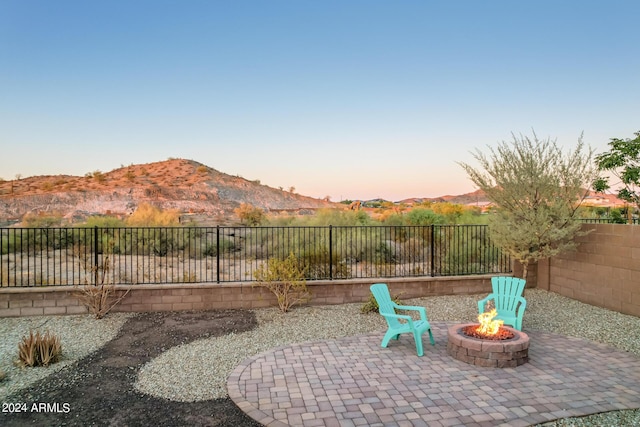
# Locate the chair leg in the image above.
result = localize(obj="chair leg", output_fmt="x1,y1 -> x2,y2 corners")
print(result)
427,329 -> 435,346
381,331 -> 399,348
413,331 -> 424,357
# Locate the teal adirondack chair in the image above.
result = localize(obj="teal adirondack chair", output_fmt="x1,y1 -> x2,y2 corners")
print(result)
477,276 -> 527,331
370,283 -> 435,356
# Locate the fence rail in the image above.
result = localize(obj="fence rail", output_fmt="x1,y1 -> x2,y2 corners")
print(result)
579,218 -> 640,224
1,225 -> 511,287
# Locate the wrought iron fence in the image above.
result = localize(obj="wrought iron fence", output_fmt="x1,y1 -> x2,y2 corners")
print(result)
1,225 -> 511,287
579,218 -> 640,224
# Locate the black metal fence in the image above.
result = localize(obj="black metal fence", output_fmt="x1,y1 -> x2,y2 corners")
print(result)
579,218 -> 640,224
1,225 -> 511,287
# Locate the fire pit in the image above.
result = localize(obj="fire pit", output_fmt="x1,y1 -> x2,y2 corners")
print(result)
447,309 -> 529,368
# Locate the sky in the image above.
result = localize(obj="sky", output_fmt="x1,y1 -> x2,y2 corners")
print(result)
1,1 -> 639,202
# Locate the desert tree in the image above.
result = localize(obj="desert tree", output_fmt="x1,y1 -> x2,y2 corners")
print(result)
593,130 -> 640,221
459,131 -> 598,280
234,203 -> 266,226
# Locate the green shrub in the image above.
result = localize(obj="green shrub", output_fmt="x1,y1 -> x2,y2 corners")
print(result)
253,252 -> 310,313
203,238 -> 235,257
360,292 -> 402,314
83,216 -> 125,228
21,213 -> 63,228
18,330 -> 62,367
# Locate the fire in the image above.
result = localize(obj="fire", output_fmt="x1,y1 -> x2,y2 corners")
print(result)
477,309 -> 503,336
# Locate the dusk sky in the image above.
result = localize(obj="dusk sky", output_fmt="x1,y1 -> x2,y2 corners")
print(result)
1,1 -> 639,202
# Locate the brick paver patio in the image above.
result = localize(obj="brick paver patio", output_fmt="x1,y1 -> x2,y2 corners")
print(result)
227,322 -> 640,427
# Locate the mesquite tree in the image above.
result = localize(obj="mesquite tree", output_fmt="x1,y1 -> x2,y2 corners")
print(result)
459,132 -> 598,280
593,130 -> 640,220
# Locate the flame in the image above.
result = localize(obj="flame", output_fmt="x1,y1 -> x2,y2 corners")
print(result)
477,309 -> 504,336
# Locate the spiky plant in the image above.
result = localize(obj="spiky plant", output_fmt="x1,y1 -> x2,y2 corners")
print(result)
18,330 -> 62,367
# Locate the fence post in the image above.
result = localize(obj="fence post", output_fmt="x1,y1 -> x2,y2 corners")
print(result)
93,226 -> 99,285
329,225 -> 333,280
216,225 -> 220,283
430,225 -> 435,277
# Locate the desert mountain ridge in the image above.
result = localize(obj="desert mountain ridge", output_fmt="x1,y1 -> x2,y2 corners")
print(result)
0,158 -> 624,225
0,158 -> 340,225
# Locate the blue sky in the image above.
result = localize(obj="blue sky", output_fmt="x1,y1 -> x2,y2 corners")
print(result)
1,1 -> 639,202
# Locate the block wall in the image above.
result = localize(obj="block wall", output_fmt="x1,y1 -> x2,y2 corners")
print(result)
0,276 -> 494,317
537,223 -> 640,317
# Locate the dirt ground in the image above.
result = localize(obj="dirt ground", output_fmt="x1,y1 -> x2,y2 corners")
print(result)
1,310 -> 262,426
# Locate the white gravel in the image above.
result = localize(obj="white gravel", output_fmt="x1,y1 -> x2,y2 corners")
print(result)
1,289 -> 639,426
134,289 -> 640,402
0,312 -> 132,400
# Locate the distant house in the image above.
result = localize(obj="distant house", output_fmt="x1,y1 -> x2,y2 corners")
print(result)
581,193 -> 626,209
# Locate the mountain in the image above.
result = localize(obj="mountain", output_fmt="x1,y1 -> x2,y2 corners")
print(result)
397,189 -> 488,206
0,160 -> 624,226
0,159 -> 338,225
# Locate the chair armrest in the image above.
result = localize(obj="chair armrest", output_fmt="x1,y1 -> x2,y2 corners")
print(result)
381,312 -> 416,327
516,296 -> 527,312
394,304 -> 428,321
478,294 -> 495,313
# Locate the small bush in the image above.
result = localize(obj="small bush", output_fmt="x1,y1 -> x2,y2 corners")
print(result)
361,292 -> 402,314
182,272 -> 197,283
18,330 -> 62,367
254,252 -> 310,313
75,284 -> 129,319
203,238 -> 235,257
235,203 -> 265,226
126,203 -> 180,226
92,170 -> 106,183
74,248 -> 130,319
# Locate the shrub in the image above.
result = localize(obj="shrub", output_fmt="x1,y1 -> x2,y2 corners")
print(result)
75,282 -> 129,319
253,252 -> 310,313
235,203 -> 265,226
126,203 -> 180,226
360,292 -> 402,314
18,330 -> 62,367
21,213 -> 63,228
181,272 -> 197,283
203,238 -> 235,257
92,170 -> 106,183
74,244 -> 130,319
298,249 -> 351,279
83,216 -> 125,228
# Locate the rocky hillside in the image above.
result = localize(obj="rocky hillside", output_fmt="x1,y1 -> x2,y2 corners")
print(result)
0,159 -> 339,225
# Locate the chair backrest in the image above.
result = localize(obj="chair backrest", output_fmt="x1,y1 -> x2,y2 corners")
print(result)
491,276 -> 526,313
370,283 -> 401,328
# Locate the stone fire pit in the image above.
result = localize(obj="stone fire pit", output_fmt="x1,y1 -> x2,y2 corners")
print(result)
447,323 -> 529,368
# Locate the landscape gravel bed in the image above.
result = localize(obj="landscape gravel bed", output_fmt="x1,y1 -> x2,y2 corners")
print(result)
1,289 -> 639,426
0,312 -> 132,400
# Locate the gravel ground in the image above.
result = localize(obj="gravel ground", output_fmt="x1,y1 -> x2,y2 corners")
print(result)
0,312 -> 132,400
1,288 -> 639,426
